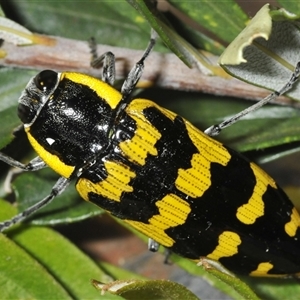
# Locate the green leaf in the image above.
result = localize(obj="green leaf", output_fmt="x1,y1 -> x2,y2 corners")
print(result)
170,255 -> 246,300
0,200 -> 122,299
0,198 -> 17,220
128,0 -> 248,57
242,276 -> 300,300
197,258 -> 259,300
9,226 -> 118,299
0,6 -> 4,17
13,0 -> 152,50
276,1 -> 300,13
127,1 -> 199,67
12,168 -> 103,225
92,278 -> 200,300
126,0 -> 228,75
169,0 -> 248,44
0,233 -> 71,299
0,69 -> 36,149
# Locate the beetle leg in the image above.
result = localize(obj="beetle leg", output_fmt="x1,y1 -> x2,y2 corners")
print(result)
0,154 -> 47,171
148,238 -> 160,252
121,29 -> 158,97
0,176 -> 70,232
89,37 -> 116,86
205,61 -> 300,137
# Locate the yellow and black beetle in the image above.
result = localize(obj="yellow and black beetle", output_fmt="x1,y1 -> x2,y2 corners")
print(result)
1,30 -> 300,277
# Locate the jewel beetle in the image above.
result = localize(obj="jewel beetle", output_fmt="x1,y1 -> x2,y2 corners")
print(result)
1,30 -> 300,277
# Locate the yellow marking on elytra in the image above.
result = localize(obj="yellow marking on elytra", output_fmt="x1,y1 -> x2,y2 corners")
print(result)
236,162 -> 277,225
250,262 -> 273,276
175,124 -> 231,198
285,207 -> 300,237
77,160 -> 135,202
119,99 -> 176,166
207,231 -> 241,260
125,193 -> 191,247
26,129 -> 75,178
62,72 -> 122,109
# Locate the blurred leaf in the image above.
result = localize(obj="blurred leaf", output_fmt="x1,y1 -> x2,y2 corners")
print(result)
242,276 -> 300,300
13,0 -> 155,50
0,69 -> 36,148
169,0 -> 248,44
0,233 -> 71,299
0,200 -> 125,299
99,261 -> 146,281
12,168 -> 103,225
276,1 -> 300,12
0,198 -> 17,220
130,0 -> 248,56
127,0 -> 230,76
0,5 -> 4,17
10,226 -> 118,299
285,185 -> 300,212
127,1 -> 202,68
197,258 -> 259,300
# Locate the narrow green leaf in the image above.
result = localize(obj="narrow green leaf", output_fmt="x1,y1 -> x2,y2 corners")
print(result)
92,278 -> 200,300
0,69 -> 36,149
276,1 -> 300,12
197,258 -> 259,300
242,276 -> 300,300
0,106 -> 19,149
0,198 -> 17,220
0,5 -> 5,17
169,0 -> 248,43
0,233 -> 71,299
127,0 -> 222,74
13,0 -> 151,50
171,254 -> 254,300
10,226 -> 118,299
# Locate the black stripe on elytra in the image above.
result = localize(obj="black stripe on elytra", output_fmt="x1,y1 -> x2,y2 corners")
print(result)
220,184 -> 300,275
89,105 -> 199,221
165,143 -> 300,274
165,147 -> 257,258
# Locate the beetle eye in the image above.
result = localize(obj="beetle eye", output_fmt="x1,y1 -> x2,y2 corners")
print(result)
18,103 -> 35,124
34,70 -> 58,92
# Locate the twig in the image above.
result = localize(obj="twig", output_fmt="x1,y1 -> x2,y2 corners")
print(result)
0,34 -> 295,106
